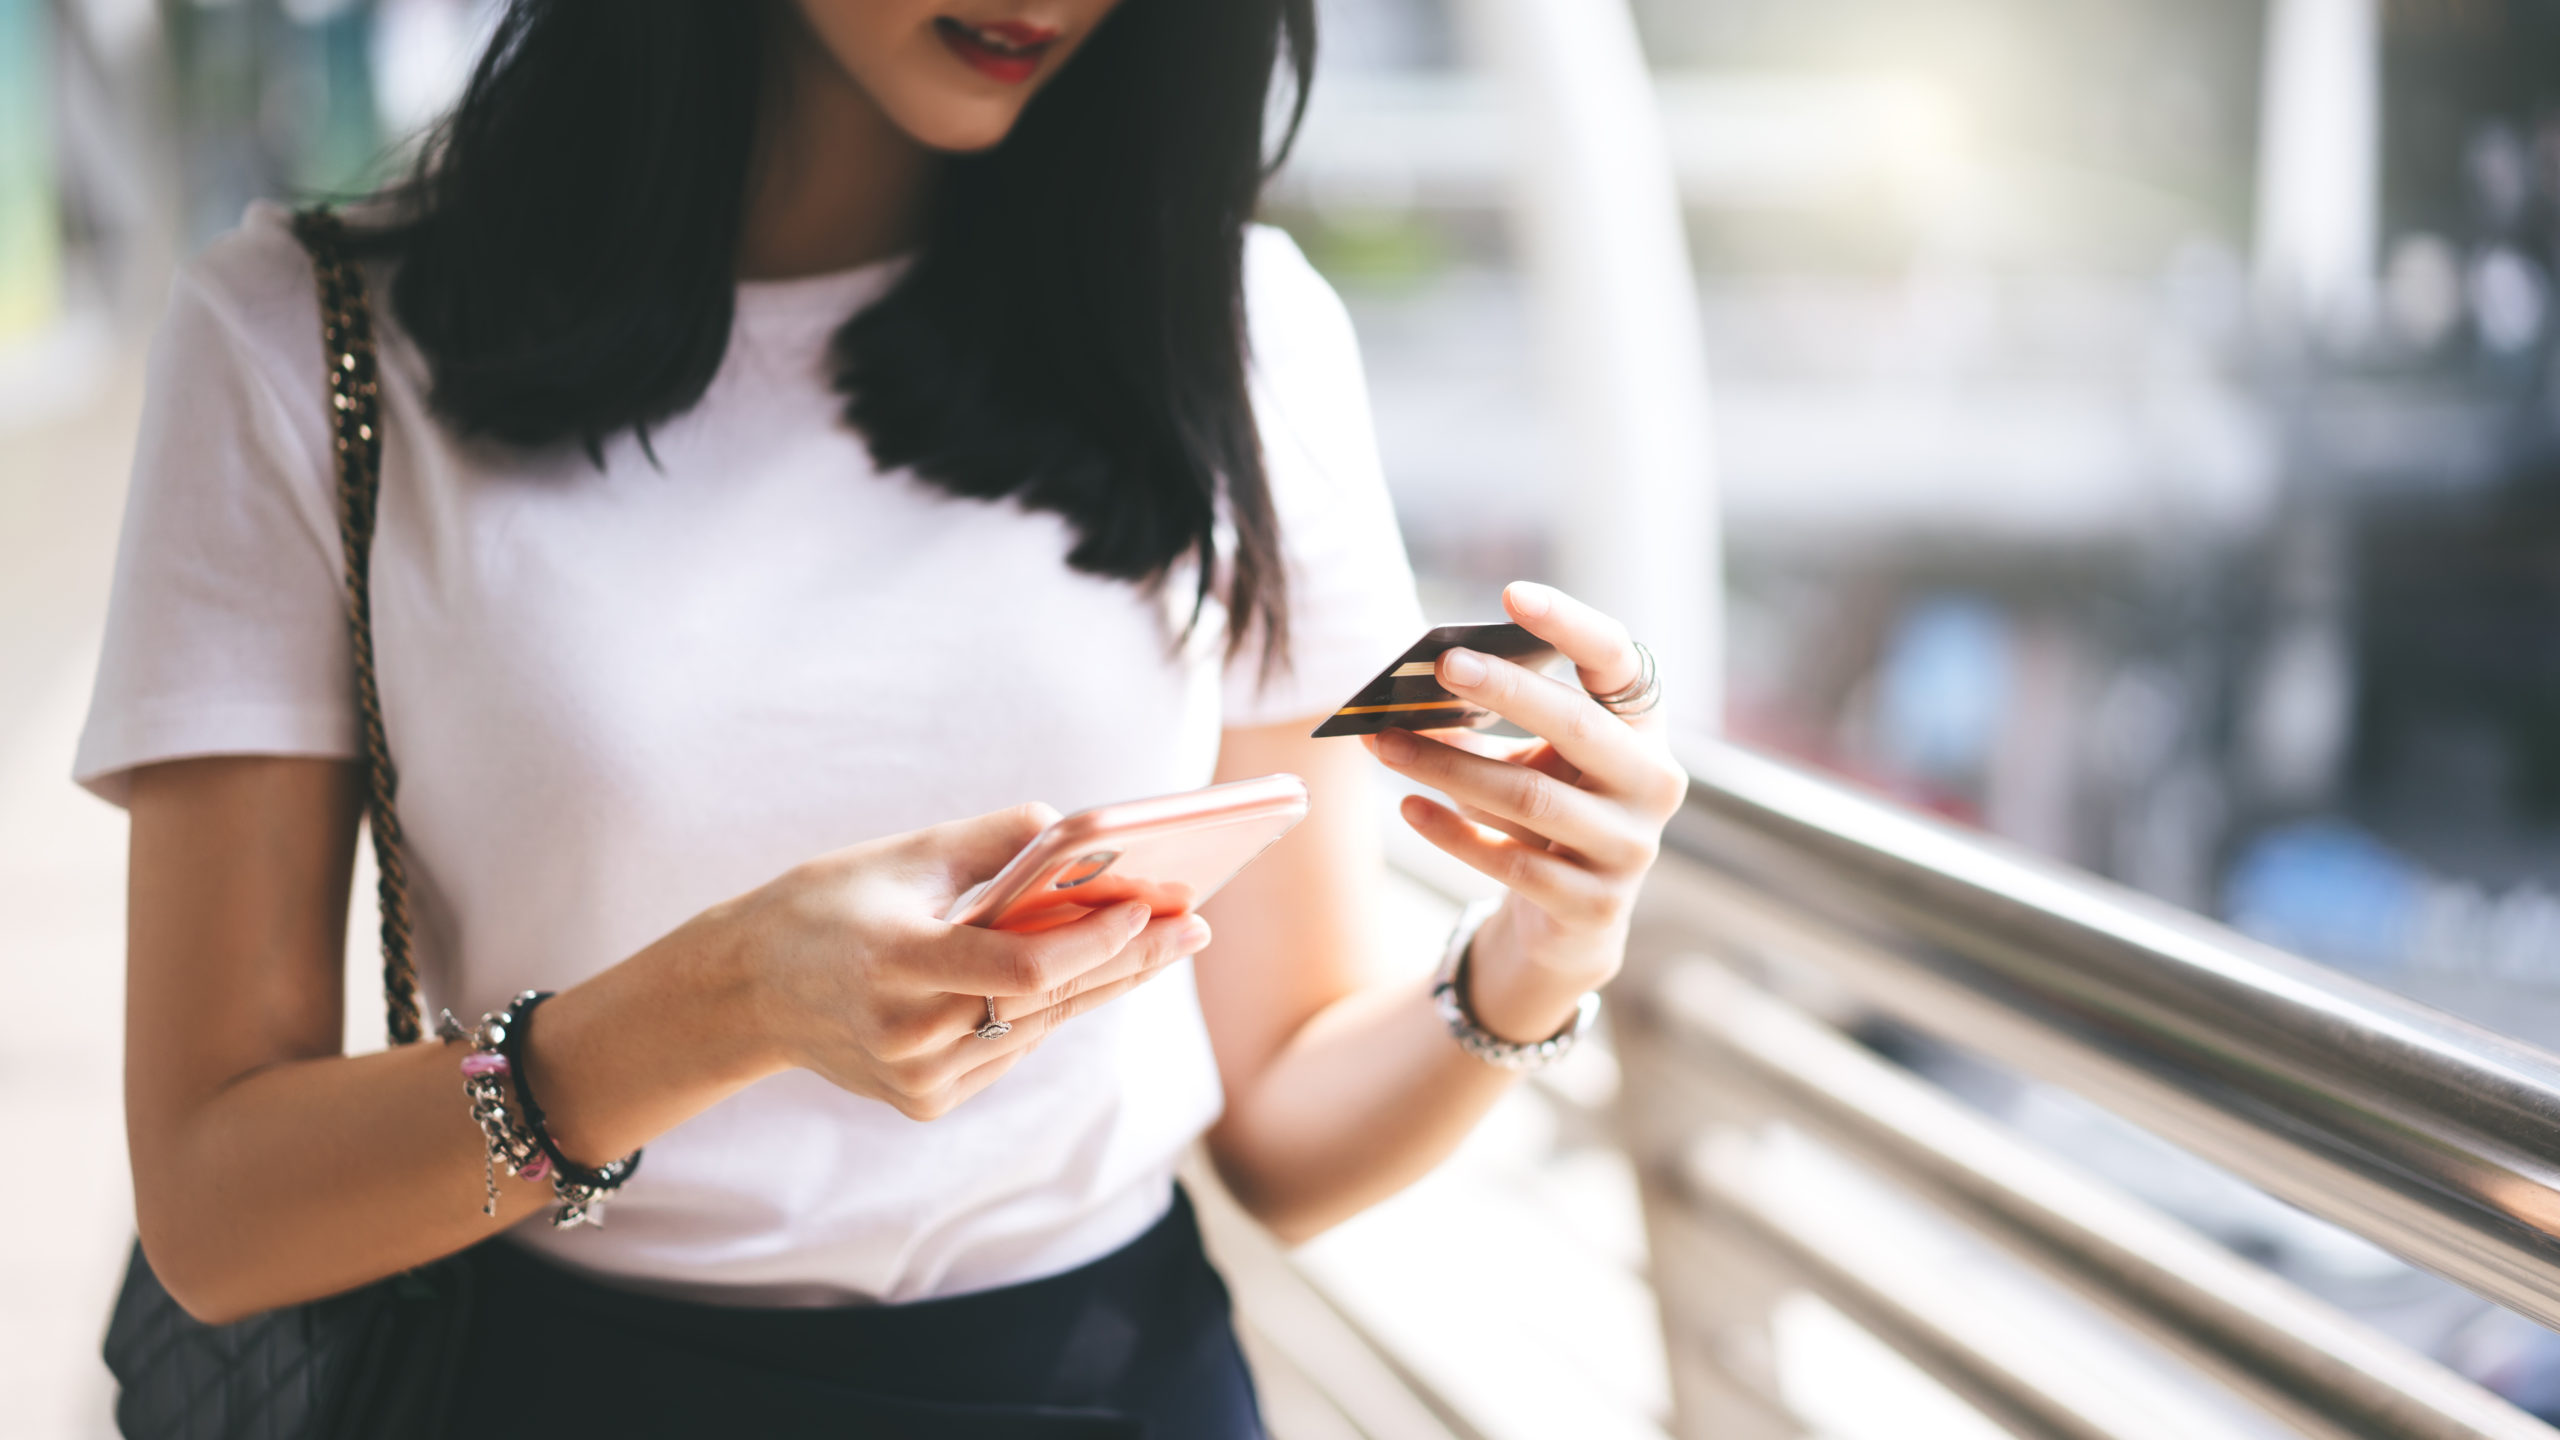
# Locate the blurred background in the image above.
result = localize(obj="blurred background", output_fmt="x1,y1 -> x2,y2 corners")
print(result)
11,0 -> 2560,1435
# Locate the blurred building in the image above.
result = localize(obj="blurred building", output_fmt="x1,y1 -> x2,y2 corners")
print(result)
1259,1 -> 2560,1415
1267,0 -> 2560,1047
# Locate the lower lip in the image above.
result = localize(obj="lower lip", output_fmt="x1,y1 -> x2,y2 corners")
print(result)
935,21 -> 1050,84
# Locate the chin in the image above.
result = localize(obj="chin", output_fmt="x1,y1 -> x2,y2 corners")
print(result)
892,97 -> 1031,154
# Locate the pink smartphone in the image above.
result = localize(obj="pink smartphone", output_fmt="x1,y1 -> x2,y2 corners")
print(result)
941,773 -> 1311,934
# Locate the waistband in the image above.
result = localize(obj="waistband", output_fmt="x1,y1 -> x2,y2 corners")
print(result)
451,1186 -> 1262,1439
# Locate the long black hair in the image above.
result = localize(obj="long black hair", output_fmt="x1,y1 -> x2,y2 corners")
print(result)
358,0 -> 1316,666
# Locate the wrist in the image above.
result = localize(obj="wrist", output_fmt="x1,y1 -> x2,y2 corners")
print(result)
656,895 -> 797,1086
1450,903 -> 1600,1046
525,903 -> 788,1168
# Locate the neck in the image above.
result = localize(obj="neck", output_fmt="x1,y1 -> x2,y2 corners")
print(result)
737,20 -> 936,280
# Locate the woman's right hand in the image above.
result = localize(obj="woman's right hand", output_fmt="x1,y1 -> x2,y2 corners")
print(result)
723,803 -> 1212,1120
124,765 -> 1201,1322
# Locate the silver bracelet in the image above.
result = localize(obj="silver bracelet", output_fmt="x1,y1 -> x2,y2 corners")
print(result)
440,995 -> 635,1229
1430,896 -> 1602,1072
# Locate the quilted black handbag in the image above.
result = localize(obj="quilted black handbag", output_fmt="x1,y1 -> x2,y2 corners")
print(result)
100,208 -> 480,1440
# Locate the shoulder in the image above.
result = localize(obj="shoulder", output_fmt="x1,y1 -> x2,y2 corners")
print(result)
1243,224 -> 1361,377
161,201 -> 328,403
176,202 -> 320,343
1222,229 -> 1421,720
1239,224 -> 1374,475
126,202 -> 346,542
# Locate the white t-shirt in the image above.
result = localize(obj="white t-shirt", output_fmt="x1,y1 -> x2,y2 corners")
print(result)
77,201 -> 1423,1305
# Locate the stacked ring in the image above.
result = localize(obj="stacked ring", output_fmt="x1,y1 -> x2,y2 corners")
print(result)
1587,641 -> 1661,717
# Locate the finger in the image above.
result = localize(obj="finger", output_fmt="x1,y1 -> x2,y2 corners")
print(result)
938,899 -> 1153,997
937,961 -> 1147,1109
1004,965 -> 1172,1044
1432,647 -> 1661,798
1503,581 -> 1650,710
1452,799 -> 1550,850
1450,731 -> 1587,789
1502,737 -> 1585,788
928,960 -> 1184,1096
932,1045 -> 1034,1116
1400,795 -> 1620,931
917,800 -> 1065,893
1375,726 -> 1577,783
989,913 -> 1209,1024
1367,733 -> 1582,843
1412,728 -> 1529,763
1372,728 -> 1650,870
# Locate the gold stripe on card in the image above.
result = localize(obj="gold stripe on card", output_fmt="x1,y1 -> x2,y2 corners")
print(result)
1333,700 -> 1478,716
1391,661 -> 1440,678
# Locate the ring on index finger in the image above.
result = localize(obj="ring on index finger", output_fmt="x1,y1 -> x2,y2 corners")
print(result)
975,996 -> 1011,1040
1586,640 -> 1661,718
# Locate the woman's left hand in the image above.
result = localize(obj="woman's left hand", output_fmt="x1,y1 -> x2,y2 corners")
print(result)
1362,581 -> 1689,1043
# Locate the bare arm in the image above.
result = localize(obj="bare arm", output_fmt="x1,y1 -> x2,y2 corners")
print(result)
1199,583 -> 1685,1242
126,757 -> 1208,1323
1195,728 -> 1518,1240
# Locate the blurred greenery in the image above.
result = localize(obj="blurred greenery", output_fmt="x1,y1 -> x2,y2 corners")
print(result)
0,0 -> 59,341
160,0 -> 393,245
1281,209 -> 1453,290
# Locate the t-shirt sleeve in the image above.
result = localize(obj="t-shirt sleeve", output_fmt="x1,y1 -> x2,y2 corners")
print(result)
1221,226 -> 1426,728
73,211 -> 358,806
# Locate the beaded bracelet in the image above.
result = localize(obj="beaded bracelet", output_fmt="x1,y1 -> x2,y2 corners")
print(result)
441,990 -> 641,1229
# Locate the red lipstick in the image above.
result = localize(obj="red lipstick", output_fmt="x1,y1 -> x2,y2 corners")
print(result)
933,17 -> 1059,85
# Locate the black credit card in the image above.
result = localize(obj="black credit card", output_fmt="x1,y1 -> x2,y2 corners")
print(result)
1310,623 -> 1563,738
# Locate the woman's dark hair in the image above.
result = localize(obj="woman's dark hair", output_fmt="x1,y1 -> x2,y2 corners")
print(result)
359,0 -> 1315,666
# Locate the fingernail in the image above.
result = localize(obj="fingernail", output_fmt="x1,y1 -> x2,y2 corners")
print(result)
1177,917 -> 1212,950
1124,903 -> 1152,935
1376,728 -> 1415,763
1509,582 -> 1556,618
1441,648 -> 1487,686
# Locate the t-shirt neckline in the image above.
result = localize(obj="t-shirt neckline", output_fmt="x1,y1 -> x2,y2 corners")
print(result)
733,253 -> 910,333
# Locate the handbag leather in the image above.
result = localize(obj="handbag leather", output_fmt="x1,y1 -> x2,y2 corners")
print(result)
99,207 -> 476,1440
103,1249 -> 474,1440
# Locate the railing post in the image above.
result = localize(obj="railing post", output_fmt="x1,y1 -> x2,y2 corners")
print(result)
1618,875 -> 1802,1439
2253,0 -> 2382,340
1459,0 -> 1723,733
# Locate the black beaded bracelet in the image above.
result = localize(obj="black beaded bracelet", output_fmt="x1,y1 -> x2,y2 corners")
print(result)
497,991 -> 642,1221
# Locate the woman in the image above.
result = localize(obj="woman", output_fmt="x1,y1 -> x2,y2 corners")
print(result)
80,0 -> 1687,1433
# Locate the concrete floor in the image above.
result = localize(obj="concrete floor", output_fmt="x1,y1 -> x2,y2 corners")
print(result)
0,342 -> 144,1440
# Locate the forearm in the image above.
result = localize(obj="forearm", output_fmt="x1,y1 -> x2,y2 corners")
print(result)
135,910 -> 778,1323
1206,916 -> 1589,1244
127,758 -> 1171,1320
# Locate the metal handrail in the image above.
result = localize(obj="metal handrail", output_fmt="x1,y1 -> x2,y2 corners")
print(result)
1643,959 -> 2547,1440
1656,738 -> 2560,1333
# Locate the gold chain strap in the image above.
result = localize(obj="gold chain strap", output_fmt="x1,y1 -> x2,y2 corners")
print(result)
290,208 -> 423,1046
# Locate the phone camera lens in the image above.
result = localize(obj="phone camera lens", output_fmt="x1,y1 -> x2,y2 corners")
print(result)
1052,850 -> 1120,889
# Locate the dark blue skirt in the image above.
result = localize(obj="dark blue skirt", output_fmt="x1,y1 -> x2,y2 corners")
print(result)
448,1187 -> 1264,1438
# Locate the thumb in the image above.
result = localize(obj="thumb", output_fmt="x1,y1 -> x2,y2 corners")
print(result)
922,801 -> 1061,890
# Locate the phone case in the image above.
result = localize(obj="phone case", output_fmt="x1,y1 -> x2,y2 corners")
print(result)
942,773 -> 1311,933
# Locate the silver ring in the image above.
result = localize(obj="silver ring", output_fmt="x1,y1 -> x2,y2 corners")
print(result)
975,997 -> 1011,1040
1588,641 -> 1661,718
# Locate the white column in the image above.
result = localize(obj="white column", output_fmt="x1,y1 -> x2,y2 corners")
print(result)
1461,0 -> 1723,733
2253,0 -> 2382,341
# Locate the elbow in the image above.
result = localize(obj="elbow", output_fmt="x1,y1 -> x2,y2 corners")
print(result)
133,1216 -> 259,1327
1203,1139 -> 1350,1248
1254,1207 -> 1335,1249
132,1238 -> 249,1327
1223,1182 -> 1347,1248
133,1177 -> 271,1326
